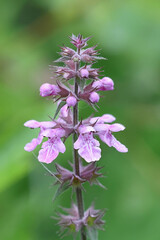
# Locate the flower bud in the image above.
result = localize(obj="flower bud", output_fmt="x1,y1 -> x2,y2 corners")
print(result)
93,77 -> 114,91
66,96 -> 77,107
89,92 -> 100,103
81,54 -> 93,63
60,46 -> 75,57
70,34 -> 91,49
80,69 -> 89,78
40,83 -> 60,97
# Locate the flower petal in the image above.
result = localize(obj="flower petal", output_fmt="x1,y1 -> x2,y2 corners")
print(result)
99,114 -> 116,123
99,131 -> 112,147
74,134 -> 84,149
42,128 -> 65,138
99,131 -> 128,153
38,137 -> 66,164
24,133 -> 43,152
60,104 -> 69,118
56,138 -> 66,153
78,146 -> 101,163
78,125 -> 95,134
90,114 -> 115,124
38,144 -> 59,163
94,124 -> 109,132
110,136 -> 128,152
24,120 -> 40,128
74,133 -> 101,162
109,123 -> 125,132
40,121 -> 56,129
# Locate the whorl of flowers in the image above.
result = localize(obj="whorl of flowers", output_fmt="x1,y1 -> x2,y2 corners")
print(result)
24,34 -> 128,240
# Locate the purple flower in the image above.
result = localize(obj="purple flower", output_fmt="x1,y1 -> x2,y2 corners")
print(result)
80,69 -> 89,78
38,128 -> 66,164
24,120 -> 56,152
74,132 -> 101,163
66,96 -> 77,107
89,92 -> 100,103
93,121 -> 128,153
60,104 -> 69,118
24,135 -> 43,152
24,35 -> 129,239
76,114 -> 128,156
24,120 -> 41,128
40,83 -> 60,97
92,77 -> 114,91
89,114 -> 116,124
79,65 -> 100,80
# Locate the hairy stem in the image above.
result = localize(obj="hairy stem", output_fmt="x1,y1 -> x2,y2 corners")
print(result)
72,61 -> 87,240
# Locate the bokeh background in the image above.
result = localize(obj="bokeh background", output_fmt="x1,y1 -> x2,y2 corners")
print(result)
0,0 -> 160,239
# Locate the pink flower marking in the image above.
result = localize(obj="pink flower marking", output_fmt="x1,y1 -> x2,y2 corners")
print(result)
74,132 -> 101,162
37,128 -> 66,163
38,136 -> 66,164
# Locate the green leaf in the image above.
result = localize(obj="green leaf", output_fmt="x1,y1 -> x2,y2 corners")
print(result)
77,78 -> 85,92
54,101 -> 66,119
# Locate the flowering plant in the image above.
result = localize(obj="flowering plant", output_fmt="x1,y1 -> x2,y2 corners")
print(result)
24,34 -> 128,240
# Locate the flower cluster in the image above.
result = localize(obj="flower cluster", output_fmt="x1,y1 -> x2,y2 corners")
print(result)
57,203 -> 105,236
24,34 -> 128,239
24,111 -> 127,163
54,161 -> 104,189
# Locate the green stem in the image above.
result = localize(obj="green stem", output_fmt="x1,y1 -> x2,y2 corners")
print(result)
72,61 -> 87,240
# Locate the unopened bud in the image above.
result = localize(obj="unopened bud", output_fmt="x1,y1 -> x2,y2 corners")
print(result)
66,96 -> 77,107
40,83 -> 60,97
81,54 -> 93,63
80,69 -> 89,78
89,92 -> 100,103
93,77 -> 114,91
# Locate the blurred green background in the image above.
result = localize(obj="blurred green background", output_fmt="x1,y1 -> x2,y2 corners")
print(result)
0,0 -> 160,239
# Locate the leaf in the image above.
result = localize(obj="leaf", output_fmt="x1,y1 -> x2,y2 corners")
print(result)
52,182 -> 70,202
54,101 -> 66,119
87,227 -> 98,240
79,79 -> 86,92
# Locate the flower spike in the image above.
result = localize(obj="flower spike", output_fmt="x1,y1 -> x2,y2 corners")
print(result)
24,34 -> 128,239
